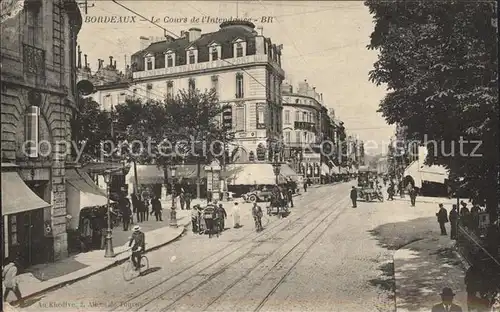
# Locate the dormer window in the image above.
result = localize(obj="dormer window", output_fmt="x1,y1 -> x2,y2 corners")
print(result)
236,44 -> 243,57
167,54 -> 173,67
186,46 -> 198,64
188,51 -> 195,64
146,57 -> 153,70
233,39 -> 247,58
211,48 -> 218,61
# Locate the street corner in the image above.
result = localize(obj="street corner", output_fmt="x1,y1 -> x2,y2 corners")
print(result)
394,236 -> 466,312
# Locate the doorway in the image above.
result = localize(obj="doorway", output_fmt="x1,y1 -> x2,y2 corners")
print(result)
12,208 -> 45,268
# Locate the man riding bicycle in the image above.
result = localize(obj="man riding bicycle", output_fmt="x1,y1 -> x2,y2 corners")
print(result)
252,202 -> 263,232
128,225 -> 145,271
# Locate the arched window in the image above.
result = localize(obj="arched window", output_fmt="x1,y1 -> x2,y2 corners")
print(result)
25,106 -> 40,158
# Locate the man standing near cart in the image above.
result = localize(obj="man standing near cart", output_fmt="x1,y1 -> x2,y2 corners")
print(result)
350,186 -> 358,208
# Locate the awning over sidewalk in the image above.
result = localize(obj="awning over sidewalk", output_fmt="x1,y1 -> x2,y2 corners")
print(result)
321,163 -> 330,176
225,163 -> 286,185
127,164 -> 206,185
66,169 -> 109,230
1,171 -> 51,216
279,164 -> 300,181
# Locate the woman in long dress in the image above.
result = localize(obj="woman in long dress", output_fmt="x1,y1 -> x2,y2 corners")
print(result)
232,202 -> 241,228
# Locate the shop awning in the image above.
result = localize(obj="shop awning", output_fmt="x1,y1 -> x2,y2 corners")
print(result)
127,164 -> 206,185
419,165 -> 448,184
321,163 -> 330,176
279,164 -> 300,181
225,163 -> 286,185
66,169 -> 108,207
1,171 -> 51,216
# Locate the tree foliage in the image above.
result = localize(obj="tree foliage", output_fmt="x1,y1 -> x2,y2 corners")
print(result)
111,89 -> 234,168
71,96 -> 112,163
366,0 -> 499,214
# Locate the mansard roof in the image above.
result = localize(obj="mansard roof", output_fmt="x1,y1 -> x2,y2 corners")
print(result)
132,24 -> 257,60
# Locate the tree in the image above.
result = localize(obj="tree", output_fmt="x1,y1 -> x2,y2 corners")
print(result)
366,1 -> 498,219
71,96 -> 112,163
113,89 -> 234,198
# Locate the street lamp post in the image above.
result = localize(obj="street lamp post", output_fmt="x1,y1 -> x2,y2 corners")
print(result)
170,165 -> 178,228
272,156 -> 281,185
103,171 -> 114,258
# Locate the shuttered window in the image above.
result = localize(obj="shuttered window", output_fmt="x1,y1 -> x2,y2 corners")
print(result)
256,105 -> 265,129
53,1 -> 65,69
25,106 -> 40,158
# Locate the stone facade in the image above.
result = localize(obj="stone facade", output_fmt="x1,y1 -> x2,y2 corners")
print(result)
1,0 -> 82,262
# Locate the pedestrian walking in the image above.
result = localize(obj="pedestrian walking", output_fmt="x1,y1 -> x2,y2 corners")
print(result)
252,202 -> 263,232
387,184 -> 395,201
303,180 -> 308,193
191,205 -> 200,233
131,193 -> 140,223
350,186 -> 357,208
436,204 -> 448,235
2,259 -> 22,303
431,287 -> 463,312
180,190 -> 186,210
120,194 -> 132,231
141,190 -> 150,222
217,204 -> 227,231
185,191 -> 191,210
151,196 -> 162,221
232,202 -> 241,228
460,201 -> 471,228
409,187 -> 417,206
287,187 -> 294,208
449,205 -> 459,240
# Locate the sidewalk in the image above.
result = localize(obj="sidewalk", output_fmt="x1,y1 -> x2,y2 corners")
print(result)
393,195 -> 457,206
395,236 -> 467,312
9,210 -> 191,303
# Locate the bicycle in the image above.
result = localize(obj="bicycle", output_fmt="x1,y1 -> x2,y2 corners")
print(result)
122,246 -> 149,281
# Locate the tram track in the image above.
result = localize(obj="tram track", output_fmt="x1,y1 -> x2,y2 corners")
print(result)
145,193 -> 350,312
201,196 -> 351,312
108,185 -> 344,311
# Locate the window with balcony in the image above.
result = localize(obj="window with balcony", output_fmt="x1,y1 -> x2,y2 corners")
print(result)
166,54 -> 174,67
256,105 -> 265,129
235,104 -> 245,132
166,81 -> 174,100
25,106 -> 40,158
236,43 -> 243,57
211,75 -> 219,97
23,4 -> 44,76
295,111 -> 300,122
284,110 -> 290,124
302,112 -> 307,122
188,78 -> 196,93
211,47 -> 219,61
188,51 -> 195,64
236,73 -> 244,98
146,58 -> 153,70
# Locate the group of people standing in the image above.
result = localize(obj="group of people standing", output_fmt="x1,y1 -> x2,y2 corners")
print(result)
117,189 -> 164,231
436,201 -> 485,239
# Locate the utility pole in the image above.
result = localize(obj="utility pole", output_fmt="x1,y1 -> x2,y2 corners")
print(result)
77,0 -> 94,15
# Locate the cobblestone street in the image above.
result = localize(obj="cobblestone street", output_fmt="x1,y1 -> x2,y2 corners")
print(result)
13,183 -> 463,312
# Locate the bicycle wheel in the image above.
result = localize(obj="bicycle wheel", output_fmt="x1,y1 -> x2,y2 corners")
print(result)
122,260 -> 134,281
140,256 -> 149,274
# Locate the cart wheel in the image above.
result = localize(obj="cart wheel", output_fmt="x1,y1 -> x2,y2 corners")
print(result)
248,194 -> 257,203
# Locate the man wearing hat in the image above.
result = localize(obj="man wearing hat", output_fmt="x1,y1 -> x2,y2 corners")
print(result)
436,204 -> 448,235
128,225 -> 146,271
431,287 -> 463,312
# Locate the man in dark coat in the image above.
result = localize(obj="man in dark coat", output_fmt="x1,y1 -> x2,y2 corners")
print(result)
409,187 -> 417,206
449,205 -> 459,240
185,191 -> 192,210
350,186 -> 358,208
217,204 -> 227,232
120,194 -> 132,231
131,193 -> 141,223
431,287 -> 463,312
151,196 -> 162,221
436,204 -> 448,235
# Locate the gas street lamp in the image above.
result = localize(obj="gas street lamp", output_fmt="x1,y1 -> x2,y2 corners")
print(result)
103,170 -> 114,258
170,165 -> 178,228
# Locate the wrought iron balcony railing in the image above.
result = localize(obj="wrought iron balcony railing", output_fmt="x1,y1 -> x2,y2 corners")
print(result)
23,44 -> 46,77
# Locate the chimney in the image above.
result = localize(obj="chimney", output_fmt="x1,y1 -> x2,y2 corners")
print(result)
84,54 -> 88,68
77,45 -> 82,68
139,36 -> 150,50
114,61 -> 117,69
180,30 -> 189,39
109,56 -> 113,67
257,26 -> 263,36
188,27 -> 201,42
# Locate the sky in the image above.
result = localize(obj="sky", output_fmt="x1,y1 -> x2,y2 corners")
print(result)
78,1 -> 395,156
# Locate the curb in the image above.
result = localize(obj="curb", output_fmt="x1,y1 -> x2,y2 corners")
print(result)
13,221 -> 190,304
452,242 -> 471,271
